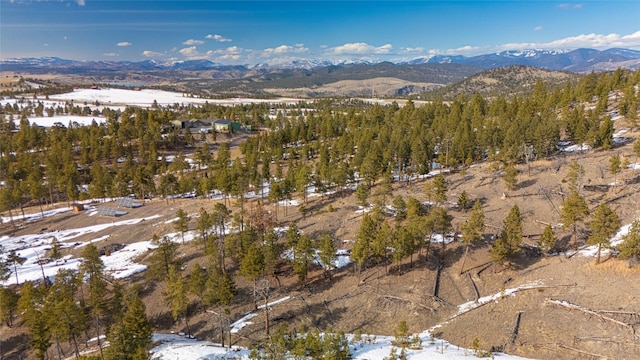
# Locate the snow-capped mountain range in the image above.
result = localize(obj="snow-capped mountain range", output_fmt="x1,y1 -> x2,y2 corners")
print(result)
2,48 -> 640,74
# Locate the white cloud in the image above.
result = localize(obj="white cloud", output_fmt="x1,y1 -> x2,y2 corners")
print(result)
421,30 -> 640,58
211,46 -> 243,55
205,34 -> 232,42
497,31 -> 640,51
399,46 -> 424,54
327,42 -> 393,55
117,42 -> 132,47
183,39 -> 205,46
179,46 -> 213,59
103,52 -> 119,57
262,44 -> 309,56
142,50 -> 163,57
215,54 -> 242,61
534,26 -> 543,31
76,0 -> 85,6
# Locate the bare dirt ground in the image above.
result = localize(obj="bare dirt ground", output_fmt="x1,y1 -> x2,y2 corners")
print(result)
3,127 -> 640,360
264,77 -> 441,98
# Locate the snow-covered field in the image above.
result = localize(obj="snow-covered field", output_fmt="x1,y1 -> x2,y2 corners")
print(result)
1,87 -> 303,128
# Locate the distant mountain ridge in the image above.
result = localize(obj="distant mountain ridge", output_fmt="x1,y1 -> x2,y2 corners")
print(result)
407,48 -> 640,72
3,48 -> 640,73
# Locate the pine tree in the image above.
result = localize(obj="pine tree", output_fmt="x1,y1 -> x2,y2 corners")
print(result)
503,204 -> 523,251
293,234 -> 313,283
538,225 -> 556,254
195,207 -> 212,253
0,246 -> 10,283
429,206 -> 452,259
147,234 -> 180,281
588,204 -> 621,264
425,173 -> 447,205
492,205 -> 523,265
317,233 -> 337,279
405,197 -> 423,219
503,163 -> 518,191
609,154 -> 622,191
457,190 -> 469,212
18,281 -> 51,360
105,288 -> 152,360
45,269 -> 86,358
188,263 -> 207,312
392,195 -> 407,221
392,225 -> 415,272
165,265 -> 191,336
80,244 -> 108,358
351,213 -> 377,273
561,190 -> 589,250
618,220 -> 640,261
6,250 -> 26,285
174,208 -> 190,244
564,160 -> 585,191
460,200 -> 485,273
262,230 -> 282,284
203,267 -> 237,314
491,233 -> 510,265
393,320 -> 409,348
0,286 -> 18,327
372,221 -> 392,272
355,183 -> 370,207
211,203 -> 232,272
240,243 -> 265,309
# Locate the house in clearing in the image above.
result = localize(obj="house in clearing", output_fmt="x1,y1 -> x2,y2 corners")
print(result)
213,119 -> 242,132
171,119 -> 243,134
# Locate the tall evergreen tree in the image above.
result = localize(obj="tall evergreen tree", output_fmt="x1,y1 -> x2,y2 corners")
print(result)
425,173 -> 447,205
165,265 -> 191,336
188,263 -> 207,313
351,213 -> 378,273
240,243 -> 265,309
18,281 -> 51,360
588,204 -> 621,264
147,234 -> 180,281
80,244 -> 108,359
0,286 -> 18,327
618,220 -> 640,262
317,233 -> 337,279
6,250 -> 26,285
293,234 -> 313,283
561,190 -> 589,250
564,160 -> 585,191
609,154 -> 622,191
174,208 -> 190,244
491,205 -> 523,265
538,225 -> 557,254
105,288 -> 152,360
460,200 -> 485,273
503,163 -> 518,191
429,206 -> 452,259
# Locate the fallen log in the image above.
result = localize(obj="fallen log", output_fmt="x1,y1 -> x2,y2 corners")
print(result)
557,344 -> 612,360
380,295 -> 435,312
508,311 -> 523,345
467,272 -> 480,301
547,299 -> 635,333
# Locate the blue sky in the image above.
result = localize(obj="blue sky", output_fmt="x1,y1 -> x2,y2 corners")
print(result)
2,0 -> 639,65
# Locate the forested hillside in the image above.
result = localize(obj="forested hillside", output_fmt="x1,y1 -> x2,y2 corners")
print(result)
1,66 -> 640,360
